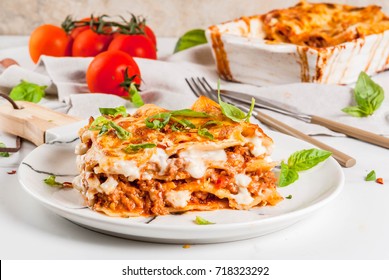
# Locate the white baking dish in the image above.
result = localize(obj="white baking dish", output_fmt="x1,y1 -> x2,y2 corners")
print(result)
206,16 -> 389,86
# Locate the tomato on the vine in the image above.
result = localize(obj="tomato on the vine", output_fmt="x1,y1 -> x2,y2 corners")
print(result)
29,24 -> 72,63
108,35 -> 157,60
86,50 -> 141,97
69,17 -> 91,39
72,29 -> 113,57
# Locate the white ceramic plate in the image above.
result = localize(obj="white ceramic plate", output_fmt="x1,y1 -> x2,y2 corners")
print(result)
18,123 -> 344,244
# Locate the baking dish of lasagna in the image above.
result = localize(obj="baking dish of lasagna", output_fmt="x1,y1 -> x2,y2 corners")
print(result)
72,97 -> 282,217
206,1 -> 389,85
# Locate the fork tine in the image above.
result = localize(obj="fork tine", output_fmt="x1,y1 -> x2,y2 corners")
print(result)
201,77 -> 215,94
195,77 -> 216,101
190,77 -> 207,97
185,78 -> 200,98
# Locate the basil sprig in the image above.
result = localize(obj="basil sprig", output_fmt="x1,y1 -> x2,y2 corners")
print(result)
278,148 -> 332,187
197,128 -> 214,140
99,106 -> 128,117
145,112 -> 172,129
171,117 -> 196,131
217,82 -> 255,122
0,142 -> 10,157
145,109 -> 209,130
129,83 -> 144,108
342,72 -> 384,117
201,120 -> 221,128
89,116 -> 130,140
109,121 -> 131,140
171,109 -> 209,118
124,143 -> 156,153
9,80 -> 47,103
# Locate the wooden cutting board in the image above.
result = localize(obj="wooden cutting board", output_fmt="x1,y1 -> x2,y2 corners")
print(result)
0,101 -> 81,146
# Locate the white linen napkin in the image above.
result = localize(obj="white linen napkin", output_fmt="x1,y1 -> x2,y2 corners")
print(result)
0,44 -> 389,138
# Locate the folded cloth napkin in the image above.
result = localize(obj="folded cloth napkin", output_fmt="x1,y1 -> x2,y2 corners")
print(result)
0,44 -> 389,138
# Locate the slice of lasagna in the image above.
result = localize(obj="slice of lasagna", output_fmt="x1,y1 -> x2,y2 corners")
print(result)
72,97 -> 282,217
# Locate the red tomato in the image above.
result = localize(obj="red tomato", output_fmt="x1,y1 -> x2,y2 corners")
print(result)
70,17 -> 91,39
29,24 -> 72,63
72,29 -> 113,57
142,25 -> 157,47
86,50 -> 141,97
108,34 -> 157,60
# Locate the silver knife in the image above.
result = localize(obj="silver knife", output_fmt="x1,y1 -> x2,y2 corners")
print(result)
219,89 -> 389,149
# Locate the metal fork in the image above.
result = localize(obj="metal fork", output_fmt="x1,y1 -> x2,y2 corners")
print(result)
192,78 -> 389,150
185,77 -> 356,168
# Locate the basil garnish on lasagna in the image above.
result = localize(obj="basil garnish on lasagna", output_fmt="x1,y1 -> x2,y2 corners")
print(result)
72,97 -> 282,217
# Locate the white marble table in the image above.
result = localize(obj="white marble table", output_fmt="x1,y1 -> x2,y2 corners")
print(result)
0,37 -> 388,260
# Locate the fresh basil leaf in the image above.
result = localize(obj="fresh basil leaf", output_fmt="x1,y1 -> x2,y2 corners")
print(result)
354,72 -> 383,108
180,119 -> 196,128
218,91 -> 247,122
9,80 -> 47,103
341,106 -> 366,117
343,72 -> 384,117
89,116 -> 110,131
171,123 -> 182,132
174,29 -> 207,53
287,148 -> 332,172
109,121 -> 131,140
124,143 -> 156,153
171,117 -> 196,129
44,175 -> 63,187
145,112 -> 172,129
217,81 -> 254,122
171,109 -> 209,118
98,124 -> 110,136
285,195 -> 293,199
278,161 -> 299,187
201,120 -> 221,128
365,170 -> 376,181
129,83 -> 144,108
198,128 -> 214,140
245,98 -> 255,122
99,106 -> 128,117
194,216 -> 215,225
0,142 -> 10,157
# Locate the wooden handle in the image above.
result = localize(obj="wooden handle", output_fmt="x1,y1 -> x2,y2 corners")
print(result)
311,115 -> 389,149
0,101 -> 81,146
255,111 -> 356,168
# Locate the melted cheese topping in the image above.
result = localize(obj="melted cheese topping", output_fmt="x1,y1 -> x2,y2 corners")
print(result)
150,148 -> 169,174
246,135 -> 267,157
165,190 -> 192,208
109,160 -> 140,181
261,1 -> 389,48
100,176 -> 118,194
235,173 -> 252,187
180,147 -> 227,178
232,187 -> 254,205
75,143 -> 88,155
